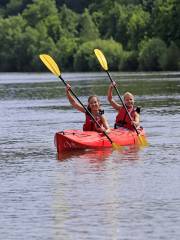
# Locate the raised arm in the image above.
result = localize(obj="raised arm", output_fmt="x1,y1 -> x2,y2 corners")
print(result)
66,84 -> 85,113
107,83 -> 121,111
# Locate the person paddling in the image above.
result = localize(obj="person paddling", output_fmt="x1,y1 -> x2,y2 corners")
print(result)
107,82 -> 141,130
66,84 -> 110,133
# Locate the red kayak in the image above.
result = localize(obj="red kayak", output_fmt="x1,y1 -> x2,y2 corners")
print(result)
55,128 -> 146,152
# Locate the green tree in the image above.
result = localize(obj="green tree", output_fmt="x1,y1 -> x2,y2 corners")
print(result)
56,0 -> 92,13
74,39 -> 123,71
0,0 -> 9,8
152,0 -> 180,47
166,42 -> 180,70
0,15 -> 27,71
138,37 -> 168,71
0,0 -> 9,16
122,51 -> 139,71
22,24 -> 57,71
89,0 -> 114,12
99,3 -> 130,49
141,0 -> 155,12
22,0 -> 64,43
59,4 -> 79,37
91,10 -> 104,30
0,14 -> 57,72
55,36 -> 78,70
127,5 -> 150,49
79,8 -> 99,42
6,0 -> 32,16
42,15 -> 64,42
22,0 -> 58,27
0,0 -> 179,72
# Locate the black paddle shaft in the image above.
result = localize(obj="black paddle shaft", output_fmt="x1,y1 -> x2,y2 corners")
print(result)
59,76 -> 113,144
106,71 -> 139,135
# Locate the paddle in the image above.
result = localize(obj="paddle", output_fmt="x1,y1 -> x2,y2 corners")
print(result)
94,49 -> 148,147
39,54 -> 121,149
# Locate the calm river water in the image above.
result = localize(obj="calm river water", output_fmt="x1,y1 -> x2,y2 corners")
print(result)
0,72 -> 180,240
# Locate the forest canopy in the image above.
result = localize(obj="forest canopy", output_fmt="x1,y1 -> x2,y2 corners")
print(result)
0,0 -> 179,71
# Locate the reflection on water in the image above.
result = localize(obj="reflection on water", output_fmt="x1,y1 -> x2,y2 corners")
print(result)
0,72 -> 180,240
57,148 -> 112,162
57,145 -> 141,163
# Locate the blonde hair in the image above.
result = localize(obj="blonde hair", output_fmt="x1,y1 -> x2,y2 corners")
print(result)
123,92 -> 134,100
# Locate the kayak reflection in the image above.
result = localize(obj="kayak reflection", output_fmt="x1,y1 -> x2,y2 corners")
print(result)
57,145 -> 141,162
57,148 -> 113,162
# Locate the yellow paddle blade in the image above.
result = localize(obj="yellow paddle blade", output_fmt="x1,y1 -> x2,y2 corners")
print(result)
137,135 -> 149,148
39,54 -> 60,77
112,142 -> 123,150
94,49 -> 108,71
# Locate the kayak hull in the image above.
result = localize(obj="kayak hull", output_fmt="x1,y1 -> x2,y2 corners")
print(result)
55,128 -> 146,152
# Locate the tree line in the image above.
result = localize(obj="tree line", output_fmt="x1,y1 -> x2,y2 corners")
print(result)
0,0 -> 179,72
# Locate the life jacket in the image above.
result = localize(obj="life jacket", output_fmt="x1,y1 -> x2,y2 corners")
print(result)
114,106 -> 140,130
83,110 -> 104,132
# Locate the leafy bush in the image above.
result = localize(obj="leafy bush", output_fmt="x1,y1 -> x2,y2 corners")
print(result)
74,38 -> 123,71
121,51 -> 139,71
166,42 -> 180,71
138,38 -> 168,71
55,36 -> 78,71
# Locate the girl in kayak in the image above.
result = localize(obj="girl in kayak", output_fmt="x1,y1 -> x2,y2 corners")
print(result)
66,84 -> 110,133
107,82 -> 140,130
